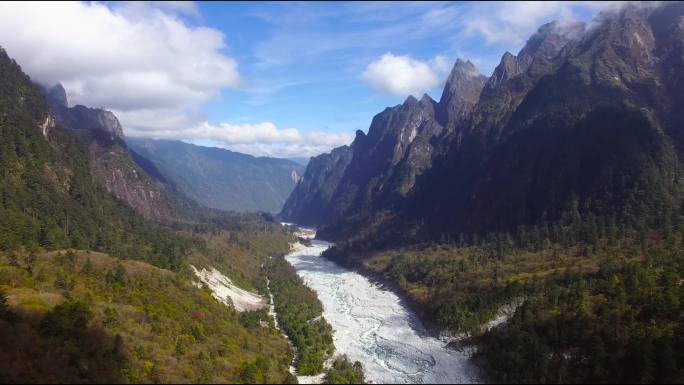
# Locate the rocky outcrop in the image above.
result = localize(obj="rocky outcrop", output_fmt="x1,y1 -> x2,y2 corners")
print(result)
46,84 -> 124,140
43,84 -> 174,222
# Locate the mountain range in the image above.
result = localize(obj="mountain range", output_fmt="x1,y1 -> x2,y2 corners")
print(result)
282,2 -> 684,250
127,138 -> 304,213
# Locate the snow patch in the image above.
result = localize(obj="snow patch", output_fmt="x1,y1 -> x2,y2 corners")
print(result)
191,265 -> 267,312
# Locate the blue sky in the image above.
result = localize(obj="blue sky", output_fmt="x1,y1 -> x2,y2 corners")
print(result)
0,1 -> 611,158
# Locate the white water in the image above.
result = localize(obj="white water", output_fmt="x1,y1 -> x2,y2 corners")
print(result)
284,239 -> 481,384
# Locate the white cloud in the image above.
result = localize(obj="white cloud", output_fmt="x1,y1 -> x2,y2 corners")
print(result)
462,1 -> 629,47
0,1 -> 239,112
127,120 -> 354,158
362,53 -> 442,97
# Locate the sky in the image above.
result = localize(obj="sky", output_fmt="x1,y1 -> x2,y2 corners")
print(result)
0,1 -> 621,158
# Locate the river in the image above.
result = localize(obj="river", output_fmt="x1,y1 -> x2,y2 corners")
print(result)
284,234 -> 481,384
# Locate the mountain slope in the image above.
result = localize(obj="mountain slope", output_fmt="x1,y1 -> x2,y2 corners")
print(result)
43,84 -> 175,222
127,138 -> 304,213
0,46 -> 191,269
407,3 -> 683,241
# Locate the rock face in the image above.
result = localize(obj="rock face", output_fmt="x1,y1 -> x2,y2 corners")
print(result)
282,90 -> 455,229
46,84 -> 124,140
281,145 -> 354,226
126,138 -> 305,213
43,85 -> 174,221
437,59 -> 487,130
282,3 -> 684,248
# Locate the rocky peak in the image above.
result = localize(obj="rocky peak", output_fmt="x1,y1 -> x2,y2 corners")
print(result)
42,83 -> 124,141
486,21 -> 586,91
403,94 -> 419,106
438,58 -> 487,128
519,21 -> 586,62
419,93 -> 434,106
486,52 -> 522,89
46,83 -> 68,108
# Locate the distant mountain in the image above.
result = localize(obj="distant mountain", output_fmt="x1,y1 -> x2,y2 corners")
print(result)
127,138 -> 305,213
282,3 -> 684,249
287,157 -> 311,166
42,83 -> 175,221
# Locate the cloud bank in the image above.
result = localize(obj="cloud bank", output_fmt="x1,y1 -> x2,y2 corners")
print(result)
0,1 -> 239,110
0,1 -> 351,157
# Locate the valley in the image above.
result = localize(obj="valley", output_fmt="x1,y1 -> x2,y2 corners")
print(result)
284,228 -> 480,384
1,1 -> 683,384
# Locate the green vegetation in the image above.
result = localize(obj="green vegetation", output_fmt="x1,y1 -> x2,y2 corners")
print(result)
0,46 -> 331,384
268,255 -> 334,375
0,47 -> 194,271
324,356 -> 365,384
476,257 -> 684,383
0,249 -> 294,383
353,216 -> 684,383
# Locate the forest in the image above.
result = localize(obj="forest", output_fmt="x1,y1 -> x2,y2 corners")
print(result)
267,255 -> 335,375
339,209 -> 684,383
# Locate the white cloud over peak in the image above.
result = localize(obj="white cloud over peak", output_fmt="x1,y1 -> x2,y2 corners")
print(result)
0,1 -> 239,112
362,53 -> 444,97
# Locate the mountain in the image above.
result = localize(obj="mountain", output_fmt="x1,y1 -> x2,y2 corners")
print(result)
127,138 -> 305,213
287,156 -> 311,166
0,46 -> 192,268
42,83 -> 174,221
283,3 -> 684,250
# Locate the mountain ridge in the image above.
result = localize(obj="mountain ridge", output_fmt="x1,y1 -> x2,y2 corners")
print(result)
282,2 -> 684,250
127,137 -> 304,213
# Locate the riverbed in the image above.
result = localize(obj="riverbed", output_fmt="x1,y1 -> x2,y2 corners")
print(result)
284,237 -> 481,384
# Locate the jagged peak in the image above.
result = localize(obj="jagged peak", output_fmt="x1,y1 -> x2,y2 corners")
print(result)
449,58 -> 480,79
404,94 -> 419,105
519,20 -> 586,62
46,83 -> 68,108
419,93 -> 435,105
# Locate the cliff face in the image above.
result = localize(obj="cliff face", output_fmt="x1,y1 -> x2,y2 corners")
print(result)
43,84 -> 175,222
46,84 -> 124,139
282,3 -> 684,249
280,144 -> 354,226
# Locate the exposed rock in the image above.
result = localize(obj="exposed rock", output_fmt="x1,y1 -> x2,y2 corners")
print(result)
42,84 -> 175,222
45,83 -> 124,140
437,59 -> 487,130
